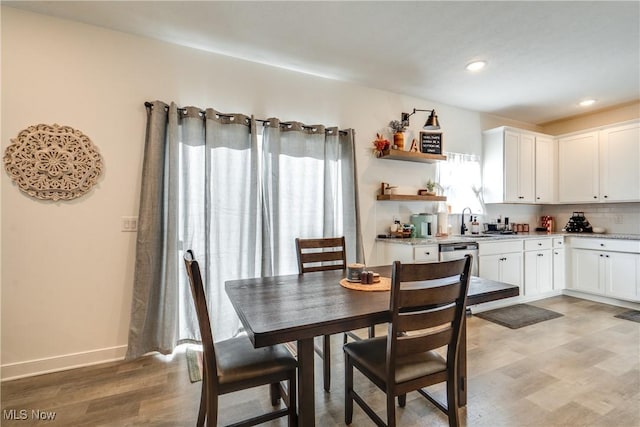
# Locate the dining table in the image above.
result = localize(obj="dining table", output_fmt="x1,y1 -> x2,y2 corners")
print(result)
225,265 -> 519,426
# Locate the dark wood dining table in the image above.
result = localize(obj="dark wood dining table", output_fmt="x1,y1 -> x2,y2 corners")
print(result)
225,266 -> 519,426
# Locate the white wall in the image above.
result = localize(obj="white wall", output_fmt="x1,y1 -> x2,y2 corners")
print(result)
2,7 -> 527,379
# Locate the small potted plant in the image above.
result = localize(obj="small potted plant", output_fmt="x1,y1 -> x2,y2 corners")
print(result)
388,120 -> 407,150
419,179 -> 437,196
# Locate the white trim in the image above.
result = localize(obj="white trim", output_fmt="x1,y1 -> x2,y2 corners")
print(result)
469,288 -> 640,314
562,289 -> 640,310
1,345 -> 127,382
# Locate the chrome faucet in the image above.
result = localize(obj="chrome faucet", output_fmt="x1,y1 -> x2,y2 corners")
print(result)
461,207 -> 472,235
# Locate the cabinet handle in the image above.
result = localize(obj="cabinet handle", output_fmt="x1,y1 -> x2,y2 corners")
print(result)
518,196 -> 524,199
537,253 -> 544,257
600,254 -> 604,257
536,196 -> 540,200
600,243 -> 605,247
554,251 -> 558,255
425,252 -> 430,255
604,195 -> 608,198
605,255 -> 610,258
538,242 -> 542,246
593,196 -> 597,199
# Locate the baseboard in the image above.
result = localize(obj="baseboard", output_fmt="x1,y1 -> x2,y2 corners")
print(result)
469,289 -> 640,314
562,289 -> 640,310
1,345 -> 128,382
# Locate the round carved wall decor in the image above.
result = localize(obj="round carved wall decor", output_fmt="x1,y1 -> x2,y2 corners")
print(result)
3,123 -> 103,201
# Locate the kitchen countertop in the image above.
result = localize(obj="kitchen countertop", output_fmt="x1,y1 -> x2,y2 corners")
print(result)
376,232 -> 640,245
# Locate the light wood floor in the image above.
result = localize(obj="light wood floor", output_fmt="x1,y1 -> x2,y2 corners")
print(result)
2,296 -> 639,426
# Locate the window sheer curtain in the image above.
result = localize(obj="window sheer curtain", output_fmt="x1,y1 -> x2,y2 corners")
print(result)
126,101 -> 361,359
437,152 -> 485,214
261,119 -> 363,276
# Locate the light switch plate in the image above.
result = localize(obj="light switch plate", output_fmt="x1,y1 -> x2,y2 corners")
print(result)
121,216 -> 138,232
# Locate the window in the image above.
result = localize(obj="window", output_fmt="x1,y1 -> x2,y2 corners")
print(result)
437,152 -> 484,214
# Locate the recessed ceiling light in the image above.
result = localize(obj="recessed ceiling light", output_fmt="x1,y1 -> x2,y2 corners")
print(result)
465,61 -> 487,72
579,99 -> 597,107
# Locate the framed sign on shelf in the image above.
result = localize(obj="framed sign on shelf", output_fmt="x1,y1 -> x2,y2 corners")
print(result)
420,132 -> 443,155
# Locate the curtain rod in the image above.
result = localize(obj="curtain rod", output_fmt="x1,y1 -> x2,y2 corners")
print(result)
144,101 -> 348,134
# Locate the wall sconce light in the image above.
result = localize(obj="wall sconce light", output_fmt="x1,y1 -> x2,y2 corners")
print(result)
400,108 -> 440,130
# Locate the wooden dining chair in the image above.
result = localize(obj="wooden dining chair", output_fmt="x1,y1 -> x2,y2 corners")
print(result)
183,250 -> 298,427
343,256 -> 472,427
295,236 -> 374,392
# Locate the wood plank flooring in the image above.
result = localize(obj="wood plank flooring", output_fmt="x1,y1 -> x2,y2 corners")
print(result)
2,296 -> 639,426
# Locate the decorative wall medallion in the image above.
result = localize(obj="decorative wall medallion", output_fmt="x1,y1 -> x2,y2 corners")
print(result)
3,124 -> 103,201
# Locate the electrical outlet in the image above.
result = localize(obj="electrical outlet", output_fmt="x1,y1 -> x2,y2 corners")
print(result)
614,215 -> 623,224
121,216 -> 138,232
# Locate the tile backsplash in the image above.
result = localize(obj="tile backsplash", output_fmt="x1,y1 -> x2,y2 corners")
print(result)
541,203 -> 640,235
377,203 -> 640,236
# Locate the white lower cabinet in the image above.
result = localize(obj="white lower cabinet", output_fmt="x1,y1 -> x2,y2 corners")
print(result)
604,252 -> 639,300
572,249 -> 603,293
479,240 -> 523,288
523,238 -> 553,296
376,242 -> 438,265
524,250 -> 553,295
552,247 -> 566,290
570,238 -> 640,302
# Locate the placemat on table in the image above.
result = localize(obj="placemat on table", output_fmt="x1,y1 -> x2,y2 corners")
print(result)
340,277 -> 391,291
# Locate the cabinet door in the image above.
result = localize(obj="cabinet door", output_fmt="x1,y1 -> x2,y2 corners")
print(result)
479,255 -> 501,282
518,133 -> 536,202
599,123 -> 640,202
504,131 -> 535,203
558,132 -> 599,203
504,131 -> 520,202
524,250 -> 551,295
553,248 -> 566,290
501,252 -> 523,287
377,243 -> 413,265
604,252 -> 639,300
572,249 -> 602,293
535,137 -> 555,203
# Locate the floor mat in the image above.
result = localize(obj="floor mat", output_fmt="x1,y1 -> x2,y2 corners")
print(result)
475,304 -> 563,329
186,347 -> 203,383
614,310 -> 640,323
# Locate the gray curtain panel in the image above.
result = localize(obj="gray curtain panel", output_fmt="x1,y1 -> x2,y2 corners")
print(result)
126,102 -> 361,359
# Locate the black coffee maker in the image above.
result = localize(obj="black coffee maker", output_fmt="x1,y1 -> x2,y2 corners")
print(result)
563,212 -> 593,233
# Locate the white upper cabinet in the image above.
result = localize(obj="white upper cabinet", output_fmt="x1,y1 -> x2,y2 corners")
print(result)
558,132 -> 599,203
482,127 -> 550,204
535,136 -> 555,203
599,122 -> 640,202
558,121 -> 640,203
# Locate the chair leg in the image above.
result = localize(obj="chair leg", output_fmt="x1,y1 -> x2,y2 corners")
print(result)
270,383 -> 281,406
368,325 -> 375,338
398,394 -> 406,407
288,375 -> 298,427
446,377 -> 460,427
323,335 -> 331,392
386,391 -> 396,427
344,354 -> 354,425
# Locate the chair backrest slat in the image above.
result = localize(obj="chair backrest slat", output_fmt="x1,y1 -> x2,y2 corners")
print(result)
396,328 -> 453,357
396,305 -> 457,333
387,256 -> 471,386
398,282 -> 461,308
295,236 -> 347,274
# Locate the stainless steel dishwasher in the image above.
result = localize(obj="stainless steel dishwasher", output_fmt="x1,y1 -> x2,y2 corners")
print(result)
439,242 -> 479,276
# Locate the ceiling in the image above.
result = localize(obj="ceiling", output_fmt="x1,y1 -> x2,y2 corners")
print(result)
5,1 -> 640,125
